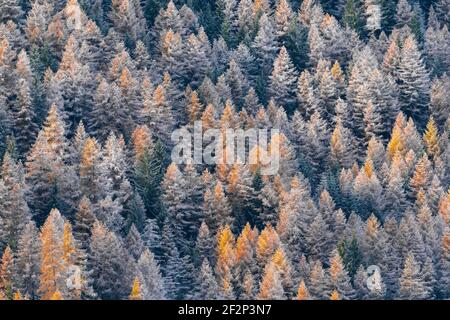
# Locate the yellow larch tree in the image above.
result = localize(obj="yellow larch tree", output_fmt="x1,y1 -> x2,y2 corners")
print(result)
331,61 -> 345,89
131,125 -> 153,161
387,125 -> 404,160
330,290 -> 340,300
13,291 -> 23,300
296,279 -> 310,300
235,223 -> 257,265
423,117 -> 440,160
79,137 -> 102,201
438,189 -> 449,224
410,154 -> 432,195
201,104 -> 217,131
271,247 -> 292,292
39,209 -> 65,300
63,221 -> 77,267
0,246 -> 14,299
258,262 -> 285,300
216,225 -> 236,280
220,99 -> 237,130
129,277 -> 143,300
256,224 -> 281,267
50,290 -> 63,300
187,90 -> 203,125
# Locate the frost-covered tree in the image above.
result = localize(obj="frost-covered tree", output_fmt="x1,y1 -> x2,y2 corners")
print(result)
398,252 -> 428,300
88,221 -> 134,300
397,35 -> 430,127
136,249 -> 165,300
14,221 -> 41,299
268,47 -> 298,114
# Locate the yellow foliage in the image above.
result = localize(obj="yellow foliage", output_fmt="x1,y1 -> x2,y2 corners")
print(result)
438,190 -> 449,223
423,117 -> 440,159
63,221 -> 77,266
81,137 -> 100,169
50,291 -> 63,300
257,225 -> 280,264
296,280 -> 309,300
129,277 -> 143,300
39,210 -> 65,300
387,125 -> 404,160
330,290 -> 340,300
235,223 -> 256,262
188,91 -> 202,125
217,225 -> 235,258
119,67 -> 132,90
201,104 -> 216,131
329,253 -> 344,283
131,126 -> 152,158
410,155 -> 431,193
331,61 -> 344,85
363,160 -> 374,178
0,246 -> 13,298
220,99 -> 235,129
165,162 -> 180,181
13,291 -> 23,300
153,85 -> 166,106
366,214 -> 379,237
258,263 -> 279,300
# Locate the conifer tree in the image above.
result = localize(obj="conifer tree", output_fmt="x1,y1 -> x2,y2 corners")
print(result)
74,196 -> 95,247
296,279 -> 310,300
26,105 -> 79,224
196,259 -> 220,300
257,262 -> 285,300
203,182 -> 233,235
268,46 -> 298,114
397,35 -> 430,127
0,246 -> 14,299
423,117 -> 440,160
137,249 -> 165,300
129,277 -> 143,300
0,152 -> 31,250
141,84 -> 175,147
398,252 -> 428,300
88,221 -> 134,300
252,13 -> 279,100
14,221 -> 41,299
39,209 -> 65,300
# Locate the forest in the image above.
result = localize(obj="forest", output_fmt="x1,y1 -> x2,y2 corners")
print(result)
0,0 -> 449,300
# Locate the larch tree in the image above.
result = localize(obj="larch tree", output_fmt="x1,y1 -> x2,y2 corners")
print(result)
79,137 -> 105,204
39,209 -> 65,300
26,105 -> 79,224
257,262 -> 285,300
296,279 -> 310,300
328,250 -> 356,300
423,117 -> 440,160
129,277 -> 143,300
0,246 -> 14,299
